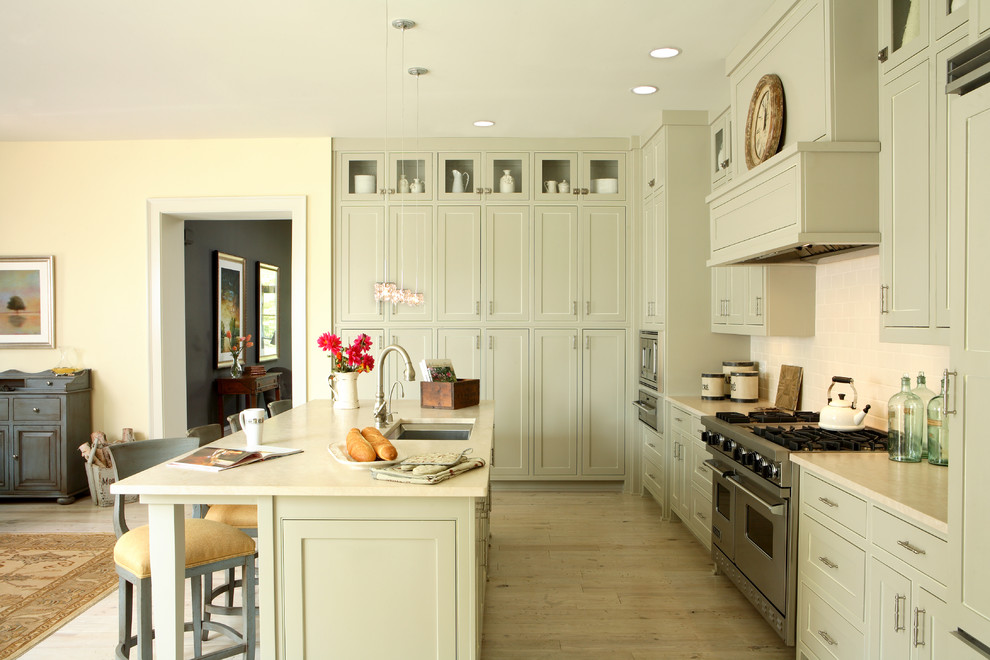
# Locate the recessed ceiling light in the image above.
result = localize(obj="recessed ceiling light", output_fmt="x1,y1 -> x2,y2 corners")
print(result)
473,120 -> 495,127
650,47 -> 681,59
631,85 -> 658,95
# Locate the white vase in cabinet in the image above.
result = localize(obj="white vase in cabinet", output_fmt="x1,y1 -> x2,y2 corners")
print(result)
484,152 -> 530,201
389,151 -> 433,201
438,152 -> 480,200
436,207 -> 482,322
534,206 -> 579,322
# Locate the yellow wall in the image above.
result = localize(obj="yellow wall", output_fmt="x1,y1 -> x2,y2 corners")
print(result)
0,138 -> 333,439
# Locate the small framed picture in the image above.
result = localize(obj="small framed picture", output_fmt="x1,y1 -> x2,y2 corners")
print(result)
257,262 -> 279,362
215,251 -> 245,367
0,256 -> 55,348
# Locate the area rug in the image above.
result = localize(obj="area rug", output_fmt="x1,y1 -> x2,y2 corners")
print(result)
0,533 -> 118,659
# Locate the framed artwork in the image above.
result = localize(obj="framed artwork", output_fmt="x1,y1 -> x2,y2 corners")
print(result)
257,262 -> 279,362
215,251 -> 245,368
0,256 -> 54,348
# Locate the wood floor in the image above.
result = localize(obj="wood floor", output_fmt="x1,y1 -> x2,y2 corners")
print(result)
2,491 -> 793,659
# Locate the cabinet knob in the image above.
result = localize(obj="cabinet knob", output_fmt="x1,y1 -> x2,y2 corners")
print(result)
878,47 -> 889,63
46,381 -> 53,386
32,407 -> 40,413
12,454 -> 19,460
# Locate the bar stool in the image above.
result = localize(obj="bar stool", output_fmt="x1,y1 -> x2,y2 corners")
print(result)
267,399 -> 292,417
109,437 -> 256,660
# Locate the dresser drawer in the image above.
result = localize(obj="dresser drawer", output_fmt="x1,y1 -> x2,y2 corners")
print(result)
669,406 -> 694,437
798,581 -> 866,660
872,506 -> 948,585
0,396 -> 8,422
12,397 -> 62,421
25,377 -> 66,391
643,455 -> 664,501
800,513 -> 867,623
803,472 -> 867,538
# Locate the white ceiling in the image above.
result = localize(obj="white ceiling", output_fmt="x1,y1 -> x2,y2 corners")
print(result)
0,1 -> 776,142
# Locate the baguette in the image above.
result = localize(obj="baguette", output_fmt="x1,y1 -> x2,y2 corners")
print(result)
361,426 -> 398,461
345,427 -> 377,462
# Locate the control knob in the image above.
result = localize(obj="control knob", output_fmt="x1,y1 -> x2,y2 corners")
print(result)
721,438 -> 736,452
733,446 -> 748,463
752,453 -> 765,473
762,462 -> 780,481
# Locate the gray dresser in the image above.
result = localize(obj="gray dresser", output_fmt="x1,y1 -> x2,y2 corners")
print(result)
0,369 -> 92,504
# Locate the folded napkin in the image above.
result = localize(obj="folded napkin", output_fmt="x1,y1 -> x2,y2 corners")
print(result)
370,457 -> 486,485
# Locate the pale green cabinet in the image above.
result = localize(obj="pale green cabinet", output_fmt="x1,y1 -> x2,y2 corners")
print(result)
386,328 -> 433,400
879,0 -> 930,74
533,329 -> 580,476
581,330 -> 626,475
582,207 -> 626,323
641,191 -> 665,328
534,206 -> 579,323
485,329 -> 531,477
436,329 -> 482,382
712,265 -> 815,337
485,206 -> 531,322
335,206 -> 386,323
436,207 -> 481,322
388,206 -> 433,322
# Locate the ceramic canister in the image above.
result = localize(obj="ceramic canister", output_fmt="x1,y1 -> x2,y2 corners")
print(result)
722,361 -> 757,396
729,371 -> 759,403
701,373 -> 726,400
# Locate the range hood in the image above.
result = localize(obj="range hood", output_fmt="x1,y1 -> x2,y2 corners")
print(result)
706,142 -> 881,267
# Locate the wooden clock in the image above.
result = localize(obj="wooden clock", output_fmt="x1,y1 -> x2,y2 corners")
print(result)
744,73 -> 785,169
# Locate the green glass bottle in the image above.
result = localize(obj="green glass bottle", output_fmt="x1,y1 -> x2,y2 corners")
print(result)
912,371 -> 936,459
927,376 -> 949,466
888,373 -> 923,462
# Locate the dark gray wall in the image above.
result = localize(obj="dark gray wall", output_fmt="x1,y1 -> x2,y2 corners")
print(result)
184,219 -> 292,429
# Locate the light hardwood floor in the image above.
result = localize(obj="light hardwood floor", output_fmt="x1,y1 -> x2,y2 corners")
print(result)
4,491 -> 792,658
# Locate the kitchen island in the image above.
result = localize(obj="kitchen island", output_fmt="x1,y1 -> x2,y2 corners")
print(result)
113,399 -> 493,660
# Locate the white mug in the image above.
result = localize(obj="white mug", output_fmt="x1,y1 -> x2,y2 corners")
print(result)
545,180 -> 557,193
239,408 -> 266,448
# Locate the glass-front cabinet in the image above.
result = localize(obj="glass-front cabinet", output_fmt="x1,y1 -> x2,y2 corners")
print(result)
879,0 -> 930,74
710,108 -> 732,191
389,151 -> 434,201
581,153 -> 626,201
438,152 -> 480,200
339,152 -> 386,202
534,152 -> 626,201
437,152 -> 531,201
535,152 -> 578,201
933,0 -> 969,38
484,152 -> 530,201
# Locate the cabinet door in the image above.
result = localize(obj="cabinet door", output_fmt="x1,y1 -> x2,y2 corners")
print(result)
933,38 -> 963,330
870,557 -> 913,659
534,206 -> 579,322
881,59 -> 931,329
485,329 -> 530,477
710,109 -> 732,190
581,330 -> 625,475
485,152 -> 530,202
438,152 -> 480,200
582,207 -> 626,322
949,79 -> 990,643
388,206 -> 433,322
642,196 -> 658,322
745,267 -> 766,327
711,267 -> 746,326
879,0 -> 930,75
932,0 -> 968,39
0,427 -> 7,492
534,329 -> 579,476
711,268 -> 728,325
534,152 -> 578,202
388,151 -> 433,201
437,207 -> 482,322
914,585 -> 946,660
334,329 -> 385,403
11,427 -> 59,492
642,137 -> 656,199
339,152 -> 385,201
387,328 -> 433,400
486,206 -> 531,322
336,207 -> 386,323
670,430 -> 689,518
580,152 -> 626,201
436,329 -> 482,381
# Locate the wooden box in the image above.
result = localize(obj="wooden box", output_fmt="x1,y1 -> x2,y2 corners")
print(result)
420,379 -> 480,410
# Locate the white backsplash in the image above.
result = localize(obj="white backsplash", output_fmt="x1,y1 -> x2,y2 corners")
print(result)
750,253 -> 950,430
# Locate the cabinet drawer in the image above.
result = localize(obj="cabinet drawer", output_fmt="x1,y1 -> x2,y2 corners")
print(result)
872,506 -> 949,585
802,472 -> 867,538
12,398 -> 62,421
669,406 -> 694,437
689,483 -> 712,549
25,377 -> 63,391
800,513 -> 867,623
690,440 -> 713,491
798,581 -> 866,660
643,455 -> 664,502
642,429 -> 664,467
0,397 -> 8,422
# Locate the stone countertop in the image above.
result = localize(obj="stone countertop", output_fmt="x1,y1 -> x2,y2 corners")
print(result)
113,399 -> 493,499
666,395 -> 777,418
791,453 -> 948,535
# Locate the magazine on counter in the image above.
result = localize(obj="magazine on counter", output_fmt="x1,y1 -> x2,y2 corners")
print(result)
168,445 -> 302,472
420,358 -> 457,383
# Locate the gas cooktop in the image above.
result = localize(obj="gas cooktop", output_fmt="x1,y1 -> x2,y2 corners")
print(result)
714,409 -> 820,424
751,425 -> 887,452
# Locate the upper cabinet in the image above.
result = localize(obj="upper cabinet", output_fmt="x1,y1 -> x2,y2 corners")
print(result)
437,152 -> 531,202
389,151 -> 434,202
339,151 -> 435,202
534,151 -> 626,202
709,108 -> 732,192
339,152 -> 387,202
711,265 -> 816,337
879,0 -> 931,73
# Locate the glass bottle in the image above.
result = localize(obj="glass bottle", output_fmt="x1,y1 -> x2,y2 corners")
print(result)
912,371 -> 936,459
927,376 -> 949,466
888,373 -> 923,462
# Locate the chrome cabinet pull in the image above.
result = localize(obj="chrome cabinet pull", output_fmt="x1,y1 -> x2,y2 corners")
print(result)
818,496 -> 838,508
894,594 -> 906,632
913,607 -> 926,647
572,335 -> 577,350
475,336 -> 480,349
881,284 -> 890,314
648,178 -> 655,187
489,301 -> 494,315
755,296 -> 762,316
897,540 -> 926,555
944,368 -> 958,415
584,336 -> 590,350
818,556 -> 839,570
46,381 -> 53,386
817,630 -> 838,646
488,336 -> 493,350
695,511 -> 707,522
647,471 -> 657,480
475,301 -> 480,315
572,301 -> 577,315
585,301 -> 591,315
646,442 -> 657,449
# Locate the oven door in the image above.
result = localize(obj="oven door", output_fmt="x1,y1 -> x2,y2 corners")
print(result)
706,459 -> 736,561
732,473 -> 789,614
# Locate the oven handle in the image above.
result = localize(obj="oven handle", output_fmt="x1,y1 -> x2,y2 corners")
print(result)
731,475 -> 786,517
704,459 -> 733,478
632,401 -> 656,414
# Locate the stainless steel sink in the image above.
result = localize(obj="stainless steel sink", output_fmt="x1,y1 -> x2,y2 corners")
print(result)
387,422 -> 473,441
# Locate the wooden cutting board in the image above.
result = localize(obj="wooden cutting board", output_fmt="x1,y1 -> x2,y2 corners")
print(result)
774,365 -> 803,412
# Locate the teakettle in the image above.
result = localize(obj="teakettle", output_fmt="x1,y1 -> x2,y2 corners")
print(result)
820,376 -> 871,431
451,169 -> 470,194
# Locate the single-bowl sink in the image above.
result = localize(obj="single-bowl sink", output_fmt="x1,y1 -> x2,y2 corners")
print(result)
387,422 -> 473,441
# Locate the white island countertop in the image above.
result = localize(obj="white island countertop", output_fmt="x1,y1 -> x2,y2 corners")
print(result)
114,399 -> 493,499
791,452 -> 948,534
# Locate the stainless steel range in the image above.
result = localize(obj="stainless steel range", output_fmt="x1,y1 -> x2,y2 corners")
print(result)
701,410 -> 887,646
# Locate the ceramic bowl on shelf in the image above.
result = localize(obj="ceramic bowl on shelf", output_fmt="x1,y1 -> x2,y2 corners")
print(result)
592,178 -> 618,194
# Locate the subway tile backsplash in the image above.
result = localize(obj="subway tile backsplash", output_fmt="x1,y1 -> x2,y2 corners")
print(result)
750,253 -> 950,430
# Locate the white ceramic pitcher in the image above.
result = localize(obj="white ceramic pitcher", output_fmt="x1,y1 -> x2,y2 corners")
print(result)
451,169 -> 470,194
328,371 -> 360,409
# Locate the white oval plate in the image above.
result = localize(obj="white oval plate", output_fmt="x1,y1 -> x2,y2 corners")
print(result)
327,442 -> 402,469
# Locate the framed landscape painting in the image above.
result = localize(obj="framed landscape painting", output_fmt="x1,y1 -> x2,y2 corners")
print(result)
0,256 -> 54,348
257,262 -> 278,362
215,251 -> 245,368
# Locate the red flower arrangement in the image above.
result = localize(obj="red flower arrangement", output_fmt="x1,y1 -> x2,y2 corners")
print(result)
317,332 -> 375,373
226,331 -> 253,363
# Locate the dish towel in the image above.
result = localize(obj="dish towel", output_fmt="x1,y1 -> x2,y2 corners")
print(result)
370,457 -> 486,485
